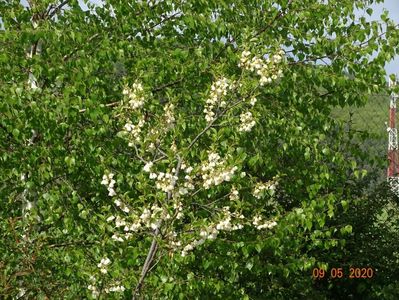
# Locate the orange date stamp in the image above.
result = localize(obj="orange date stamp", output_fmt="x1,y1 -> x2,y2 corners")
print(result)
312,267 -> 375,279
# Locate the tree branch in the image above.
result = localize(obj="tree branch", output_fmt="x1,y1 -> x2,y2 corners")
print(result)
78,100 -> 119,113
133,156 -> 182,299
48,0 -> 69,19
63,33 -> 100,62
254,0 -> 294,38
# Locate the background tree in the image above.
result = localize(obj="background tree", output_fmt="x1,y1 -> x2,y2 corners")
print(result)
1,0 -> 399,299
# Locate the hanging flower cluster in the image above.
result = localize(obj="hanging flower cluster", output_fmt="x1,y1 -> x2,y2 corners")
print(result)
249,96 -> 257,106
173,200 -> 184,219
252,216 -> 278,230
170,141 -> 177,153
215,206 -> 244,231
176,162 -> 195,196
229,186 -> 239,201
143,161 -> 153,173
180,207 -> 244,257
97,257 -> 111,274
113,198 -> 130,213
88,265 -> 125,297
123,82 -> 145,109
199,227 -> 219,240
238,111 -> 256,132
139,204 -> 170,230
104,204 -> 172,243
101,173 -> 116,196
154,171 -> 178,193
87,284 -> 99,298
87,276 -> 100,298
181,239 -> 205,257
164,103 -> 176,128
238,49 -> 284,85
252,178 -> 278,199
204,77 -> 231,123
201,151 -> 238,189
123,119 -> 145,146
169,232 -> 182,250
179,212 -> 277,257
104,283 -> 126,294
146,159 -> 194,195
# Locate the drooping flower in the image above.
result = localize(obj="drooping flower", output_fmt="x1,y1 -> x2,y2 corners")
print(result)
238,111 -> 256,132
204,77 -> 231,123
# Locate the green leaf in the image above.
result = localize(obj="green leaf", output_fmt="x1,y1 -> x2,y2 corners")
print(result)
341,200 -> 348,211
12,128 -> 20,138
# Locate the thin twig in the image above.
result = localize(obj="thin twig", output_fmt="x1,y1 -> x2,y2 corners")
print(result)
254,0 -> 294,38
63,33 -> 100,62
133,145 -> 147,164
186,120 -> 216,151
78,101 -> 119,113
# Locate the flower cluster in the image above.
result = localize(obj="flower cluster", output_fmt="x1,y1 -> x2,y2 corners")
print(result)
111,234 -> 124,242
148,160 -> 193,195
106,214 -> 140,242
199,227 -> 219,240
97,257 -> 111,274
252,216 -> 278,230
101,173 -> 116,196
148,142 -> 156,152
109,215 -> 125,228
180,207 -> 244,257
105,283 -> 126,294
215,214 -> 243,231
181,162 -> 193,174
87,276 -> 99,298
149,171 -> 178,193
164,103 -> 176,128
167,162 -> 195,196
87,284 -> 99,298
204,77 -> 231,122
252,179 -> 278,199
139,205 -> 170,230
181,239 -> 205,257
123,119 -> 145,145
238,50 -> 252,68
105,204 -> 172,242
215,206 -> 244,231
229,186 -> 239,201
170,233 -> 182,249
123,82 -> 145,109
170,141 -> 177,153
249,96 -> 257,106
173,201 -> 184,219
143,161 -> 153,173
178,174 -> 195,196
114,198 -> 130,213
238,111 -> 256,132
238,49 -> 284,86
201,151 -> 238,189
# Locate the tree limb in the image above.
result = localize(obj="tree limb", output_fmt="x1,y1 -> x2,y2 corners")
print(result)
132,157 -> 182,299
48,0 -> 70,19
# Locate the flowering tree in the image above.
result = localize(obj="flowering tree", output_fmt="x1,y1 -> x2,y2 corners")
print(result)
1,0 -> 399,299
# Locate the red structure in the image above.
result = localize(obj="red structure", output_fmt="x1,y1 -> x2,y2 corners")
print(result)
387,79 -> 399,193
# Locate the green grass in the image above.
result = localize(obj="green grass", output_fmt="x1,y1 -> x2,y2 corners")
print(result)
331,94 -> 389,138
331,94 -> 391,182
